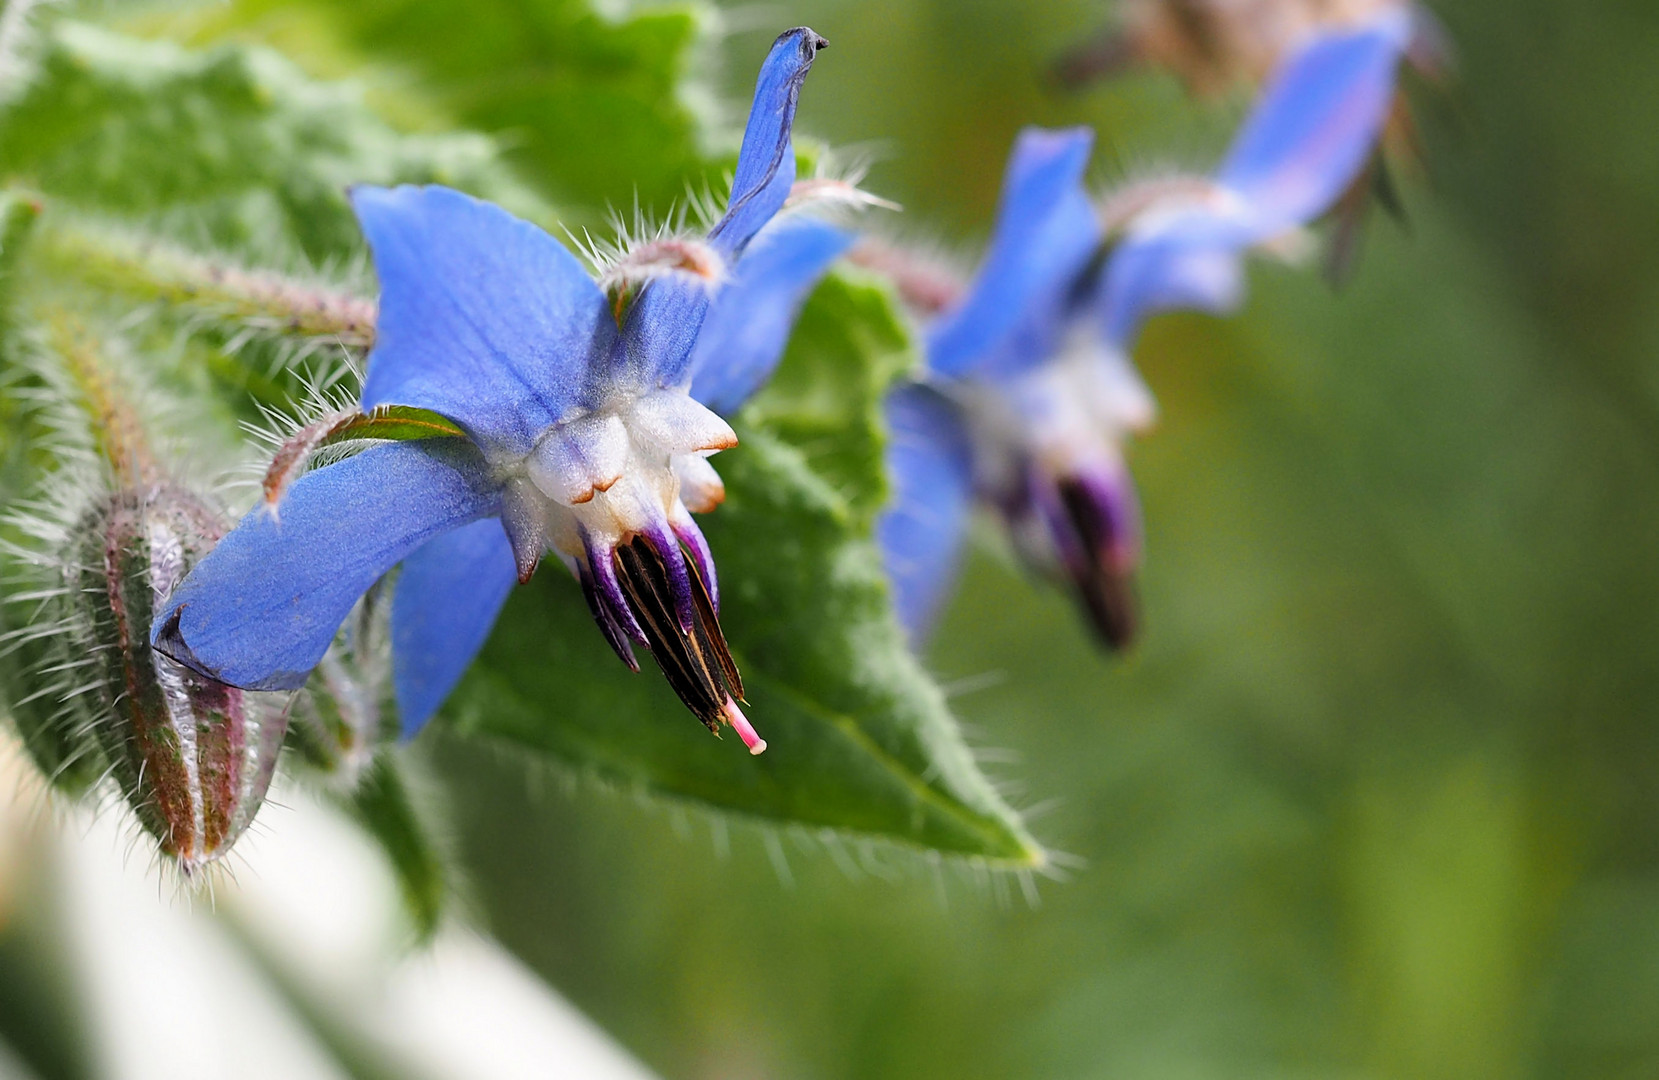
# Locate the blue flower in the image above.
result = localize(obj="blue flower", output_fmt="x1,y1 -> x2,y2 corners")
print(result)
880,9 -> 1416,646
152,28 -> 855,754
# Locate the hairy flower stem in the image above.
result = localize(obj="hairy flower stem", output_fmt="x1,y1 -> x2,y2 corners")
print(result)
39,222 -> 377,347
45,315 -> 156,488
847,238 -> 965,316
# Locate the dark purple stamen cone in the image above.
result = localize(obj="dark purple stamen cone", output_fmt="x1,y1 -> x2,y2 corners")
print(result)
610,533 -> 746,738
75,486 -> 287,872
1053,468 -> 1143,651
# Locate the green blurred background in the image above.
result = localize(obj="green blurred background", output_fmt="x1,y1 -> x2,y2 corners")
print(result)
22,0 -> 1659,1076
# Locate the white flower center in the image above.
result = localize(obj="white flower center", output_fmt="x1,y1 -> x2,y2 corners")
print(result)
497,387 -> 735,571
960,325 -> 1156,490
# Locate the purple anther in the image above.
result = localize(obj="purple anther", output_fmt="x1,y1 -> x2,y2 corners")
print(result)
578,563 -> 640,671
671,514 -> 720,614
582,528 -> 648,647
643,522 -> 697,634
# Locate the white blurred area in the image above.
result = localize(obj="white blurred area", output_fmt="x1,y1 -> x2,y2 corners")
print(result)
0,734 -> 662,1080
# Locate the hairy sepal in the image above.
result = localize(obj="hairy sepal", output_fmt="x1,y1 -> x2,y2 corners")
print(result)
73,485 -> 288,873
263,405 -> 466,510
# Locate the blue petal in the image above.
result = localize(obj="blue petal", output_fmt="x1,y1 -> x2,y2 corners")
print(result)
877,384 -> 977,644
613,268 -> 713,394
617,29 -> 828,394
1093,12 -> 1412,347
352,186 -> 614,456
927,127 -> 1102,380
687,217 -> 853,414
1097,213 -> 1252,347
152,441 -> 500,692
1217,10 -> 1412,234
391,517 -> 518,738
707,27 -> 828,258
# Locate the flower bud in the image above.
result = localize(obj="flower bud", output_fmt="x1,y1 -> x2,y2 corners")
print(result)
72,484 -> 287,873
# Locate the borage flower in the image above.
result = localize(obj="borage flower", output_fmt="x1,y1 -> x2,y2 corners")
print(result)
880,128 -> 1154,650
879,10 -> 1417,647
152,28 -> 857,755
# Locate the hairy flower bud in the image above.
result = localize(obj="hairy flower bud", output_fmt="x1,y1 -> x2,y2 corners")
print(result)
72,484 -> 287,873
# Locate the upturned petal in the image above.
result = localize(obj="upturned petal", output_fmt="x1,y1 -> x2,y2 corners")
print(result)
152,440 -> 499,692
926,127 -> 1102,380
352,185 -> 615,456
618,27 -> 829,393
1092,12 -> 1409,348
391,517 -> 519,738
708,27 -> 831,257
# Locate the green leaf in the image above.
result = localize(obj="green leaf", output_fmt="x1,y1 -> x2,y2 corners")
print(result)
0,19 -> 550,261
446,274 -> 1041,865
739,270 -> 920,525
209,0 -> 713,219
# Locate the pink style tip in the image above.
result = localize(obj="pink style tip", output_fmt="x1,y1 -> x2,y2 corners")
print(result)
724,698 -> 768,756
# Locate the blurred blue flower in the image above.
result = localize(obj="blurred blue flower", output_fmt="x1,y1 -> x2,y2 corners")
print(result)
880,8 -> 1417,646
1058,1 -> 1449,99
152,27 -> 852,753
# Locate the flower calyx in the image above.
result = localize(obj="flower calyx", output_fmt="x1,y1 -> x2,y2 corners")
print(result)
75,484 -> 288,874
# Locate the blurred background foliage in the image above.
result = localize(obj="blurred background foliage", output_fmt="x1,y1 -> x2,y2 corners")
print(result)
4,0 -> 1659,1077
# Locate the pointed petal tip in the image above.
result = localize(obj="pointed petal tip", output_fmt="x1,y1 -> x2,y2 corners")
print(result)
149,601 -> 312,692
149,602 -> 188,659
778,26 -> 828,52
